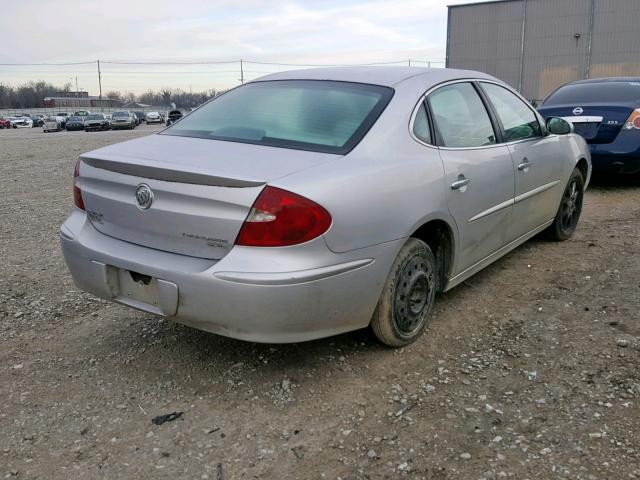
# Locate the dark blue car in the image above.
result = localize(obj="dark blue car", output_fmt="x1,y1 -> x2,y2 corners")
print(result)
538,77 -> 640,175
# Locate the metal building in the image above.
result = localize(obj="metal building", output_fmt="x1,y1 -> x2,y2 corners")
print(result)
446,0 -> 640,103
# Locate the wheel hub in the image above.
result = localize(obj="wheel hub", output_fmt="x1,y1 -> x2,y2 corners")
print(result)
394,255 -> 433,335
561,180 -> 581,230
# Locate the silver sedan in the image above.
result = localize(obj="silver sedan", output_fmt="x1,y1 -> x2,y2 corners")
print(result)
60,67 -> 591,347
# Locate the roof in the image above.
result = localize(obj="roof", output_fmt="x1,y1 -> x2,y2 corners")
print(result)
448,0 -> 523,9
44,96 -> 105,101
122,102 -> 151,108
570,76 -> 640,85
253,66 -> 494,87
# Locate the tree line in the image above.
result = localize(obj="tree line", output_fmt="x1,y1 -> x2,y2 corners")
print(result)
0,80 -> 219,109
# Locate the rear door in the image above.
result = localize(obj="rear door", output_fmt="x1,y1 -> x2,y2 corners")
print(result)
479,82 -> 564,240
427,82 -> 515,275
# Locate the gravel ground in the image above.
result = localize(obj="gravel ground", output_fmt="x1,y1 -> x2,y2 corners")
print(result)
1,126 -> 639,480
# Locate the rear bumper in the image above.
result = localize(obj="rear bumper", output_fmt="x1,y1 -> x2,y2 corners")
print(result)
589,139 -> 640,174
60,210 -> 401,343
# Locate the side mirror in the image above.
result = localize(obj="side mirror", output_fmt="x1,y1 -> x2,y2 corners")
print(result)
546,117 -> 573,135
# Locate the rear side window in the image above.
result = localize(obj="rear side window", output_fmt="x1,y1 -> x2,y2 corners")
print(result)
162,80 -> 394,154
412,103 -> 432,144
481,82 -> 541,142
544,81 -> 640,105
428,82 -> 496,148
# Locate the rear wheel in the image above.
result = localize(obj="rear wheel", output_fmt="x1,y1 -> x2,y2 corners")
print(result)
545,167 -> 584,241
371,238 -> 437,347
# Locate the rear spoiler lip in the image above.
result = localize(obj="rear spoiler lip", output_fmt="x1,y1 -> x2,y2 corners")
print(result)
81,155 -> 266,188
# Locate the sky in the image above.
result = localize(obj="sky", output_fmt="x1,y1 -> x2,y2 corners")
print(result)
0,0 -> 486,95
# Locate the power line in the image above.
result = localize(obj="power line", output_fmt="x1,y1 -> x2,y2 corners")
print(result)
101,60 -> 239,65
243,59 -> 414,67
101,70 -> 249,75
0,58 -> 445,68
0,61 -> 97,66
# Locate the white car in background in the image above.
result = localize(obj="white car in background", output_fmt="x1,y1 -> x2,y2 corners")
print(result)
145,111 -> 162,124
10,116 -> 33,128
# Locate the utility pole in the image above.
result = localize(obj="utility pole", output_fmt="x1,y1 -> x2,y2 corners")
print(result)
97,60 -> 103,112
75,76 -> 79,93
240,59 -> 244,84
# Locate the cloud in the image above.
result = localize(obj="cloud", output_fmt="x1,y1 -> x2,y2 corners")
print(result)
0,0 -> 485,92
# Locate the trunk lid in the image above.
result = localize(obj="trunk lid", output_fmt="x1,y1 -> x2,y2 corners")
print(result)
78,134 -> 338,259
538,103 -> 634,144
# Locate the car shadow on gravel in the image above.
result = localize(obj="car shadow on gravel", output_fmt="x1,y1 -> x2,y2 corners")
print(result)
93,305 -> 390,383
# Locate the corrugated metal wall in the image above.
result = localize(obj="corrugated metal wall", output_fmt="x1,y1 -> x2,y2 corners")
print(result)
589,0 -> 640,78
447,0 -> 640,102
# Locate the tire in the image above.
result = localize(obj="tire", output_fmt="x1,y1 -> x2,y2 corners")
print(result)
545,167 -> 585,241
371,238 -> 437,347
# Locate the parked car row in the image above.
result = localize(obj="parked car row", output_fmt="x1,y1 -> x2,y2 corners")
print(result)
36,110 -> 172,133
1,110 -> 172,131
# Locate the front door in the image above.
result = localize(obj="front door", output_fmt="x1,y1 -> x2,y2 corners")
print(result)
428,82 -> 516,276
478,82 -> 564,240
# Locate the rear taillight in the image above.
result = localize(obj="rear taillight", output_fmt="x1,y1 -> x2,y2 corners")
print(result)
73,158 -> 85,210
624,109 -> 640,130
235,186 -> 331,247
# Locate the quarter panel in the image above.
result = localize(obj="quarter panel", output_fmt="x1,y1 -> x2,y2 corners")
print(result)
270,117 -> 452,254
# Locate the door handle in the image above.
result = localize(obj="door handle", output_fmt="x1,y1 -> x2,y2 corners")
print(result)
451,176 -> 470,190
518,158 -> 532,171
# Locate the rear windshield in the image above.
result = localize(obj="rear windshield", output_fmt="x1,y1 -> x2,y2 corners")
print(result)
112,112 -> 129,117
87,114 -> 103,120
161,80 -> 394,154
69,116 -> 82,121
544,81 -> 640,105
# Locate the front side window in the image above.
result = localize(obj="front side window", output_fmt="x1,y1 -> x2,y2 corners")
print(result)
162,80 -> 394,154
481,82 -> 541,142
428,83 -> 496,148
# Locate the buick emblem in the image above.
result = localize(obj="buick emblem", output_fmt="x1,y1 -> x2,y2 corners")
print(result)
135,184 -> 154,210
572,107 -> 583,115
